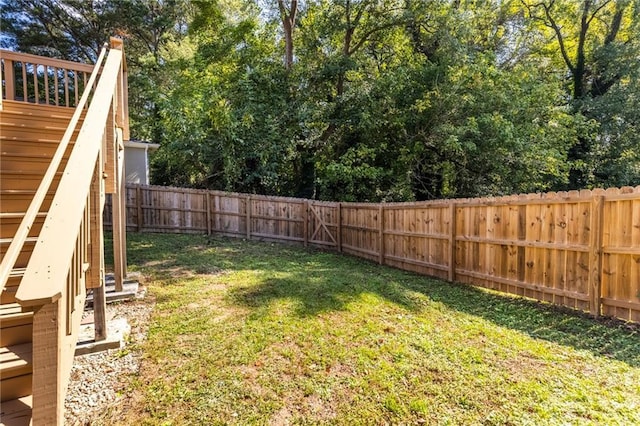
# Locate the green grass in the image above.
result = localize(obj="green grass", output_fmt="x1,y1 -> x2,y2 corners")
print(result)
101,233 -> 640,425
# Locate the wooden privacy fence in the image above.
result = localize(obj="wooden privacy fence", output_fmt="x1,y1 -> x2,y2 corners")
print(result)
105,184 -> 640,322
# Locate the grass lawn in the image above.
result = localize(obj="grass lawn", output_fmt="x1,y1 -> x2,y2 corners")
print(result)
101,233 -> 640,425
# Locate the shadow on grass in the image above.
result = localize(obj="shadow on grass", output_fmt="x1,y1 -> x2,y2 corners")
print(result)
126,233 -> 640,368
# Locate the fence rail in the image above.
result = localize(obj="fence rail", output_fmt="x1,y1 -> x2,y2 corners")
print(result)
105,184 -> 640,323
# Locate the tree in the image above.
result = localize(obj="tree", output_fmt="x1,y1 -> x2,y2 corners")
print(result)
278,0 -> 299,69
522,0 -> 640,188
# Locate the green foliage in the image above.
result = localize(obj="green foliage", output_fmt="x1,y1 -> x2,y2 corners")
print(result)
4,0 -> 640,199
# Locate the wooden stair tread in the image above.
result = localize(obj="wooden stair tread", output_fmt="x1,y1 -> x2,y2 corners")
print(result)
0,395 -> 32,426
0,303 -> 32,328
0,213 -> 46,220
1,98 -> 78,116
0,343 -> 32,380
0,238 -> 37,245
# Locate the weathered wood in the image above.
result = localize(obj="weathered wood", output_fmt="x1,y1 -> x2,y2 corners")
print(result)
93,284 -> 107,341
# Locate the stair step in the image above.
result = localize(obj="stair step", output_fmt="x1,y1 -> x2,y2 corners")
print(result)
1,99 -> 78,118
0,395 -> 32,426
0,343 -> 33,403
0,304 -> 33,347
0,303 -> 31,324
1,140 -> 74,157
0,213 -> 46,220
0,343 -> 32,380
0,237 -> 37,246
0,193 -> 54,214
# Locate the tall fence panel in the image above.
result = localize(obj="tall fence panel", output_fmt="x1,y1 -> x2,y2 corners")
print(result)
601,188 -> 640,322
105,184 -> 640,322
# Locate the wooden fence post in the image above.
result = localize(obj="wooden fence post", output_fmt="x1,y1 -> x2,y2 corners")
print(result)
136,185 -> 142,232
379,204 -> 385,265
303,201 -> 309,247
246,195 -> 252,239
448,202 -> 456,282
589,195 -> 605,317
206,192 -> 212,235
337,203 -> 342,252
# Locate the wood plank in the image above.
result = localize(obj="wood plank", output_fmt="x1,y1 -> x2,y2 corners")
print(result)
0,373 -> 31,402
0,343 -> 32,380
455,236 -> 590,252
456,269 -> 590,302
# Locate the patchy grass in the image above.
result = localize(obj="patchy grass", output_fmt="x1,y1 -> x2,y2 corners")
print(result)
100,233 -> 640,425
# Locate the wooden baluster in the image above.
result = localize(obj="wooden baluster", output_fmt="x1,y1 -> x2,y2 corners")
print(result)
64,68 -> 69,107
21,61 -> 27,101
54,67 -> 59,105
74,70 -> 79,106
44,65 -> 50,104
33,63 -> 39,104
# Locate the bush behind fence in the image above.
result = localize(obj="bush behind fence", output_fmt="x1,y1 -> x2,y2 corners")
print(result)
105,184 -> 640,323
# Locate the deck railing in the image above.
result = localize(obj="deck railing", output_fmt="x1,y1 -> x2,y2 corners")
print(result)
0,49 -> 95,108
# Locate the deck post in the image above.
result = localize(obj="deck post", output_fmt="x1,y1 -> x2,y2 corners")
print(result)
31,301 -> 64,425
88,156 -> 107,340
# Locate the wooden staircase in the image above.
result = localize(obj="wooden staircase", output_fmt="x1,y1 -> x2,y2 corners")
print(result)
1,103 -> 77,424
0,40 -> 129,425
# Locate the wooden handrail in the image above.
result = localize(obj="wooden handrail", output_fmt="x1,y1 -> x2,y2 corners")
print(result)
15,46 -> 124,306
0,49 -> 95,73
0,45 -> 108,293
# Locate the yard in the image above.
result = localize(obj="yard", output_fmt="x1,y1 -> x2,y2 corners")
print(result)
99,233 -> 639,425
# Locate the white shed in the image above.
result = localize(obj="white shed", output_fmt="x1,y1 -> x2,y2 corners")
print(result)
124,140 -> 160,185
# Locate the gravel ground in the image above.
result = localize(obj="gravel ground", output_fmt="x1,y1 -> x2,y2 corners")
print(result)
64,288 -> 153,425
